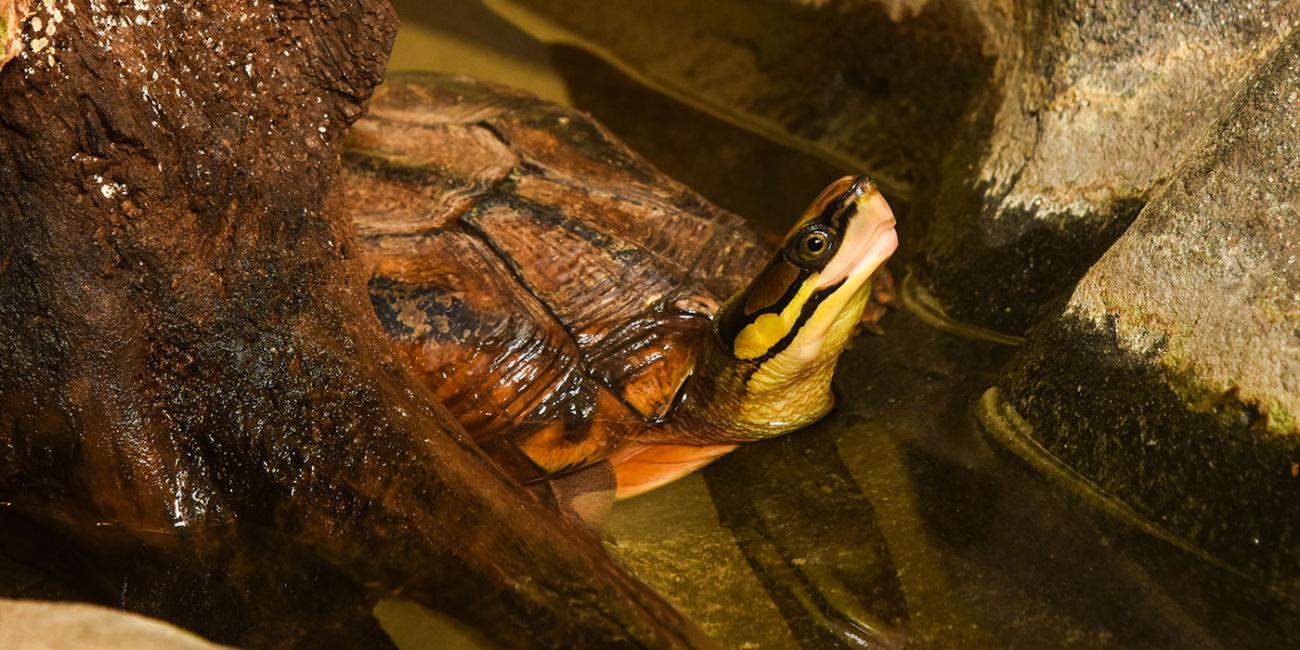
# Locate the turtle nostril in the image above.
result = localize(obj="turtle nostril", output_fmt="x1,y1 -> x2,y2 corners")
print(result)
849,176 -> 876,196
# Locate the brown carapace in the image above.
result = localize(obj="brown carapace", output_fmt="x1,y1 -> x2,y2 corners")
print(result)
344,73 -> 895,512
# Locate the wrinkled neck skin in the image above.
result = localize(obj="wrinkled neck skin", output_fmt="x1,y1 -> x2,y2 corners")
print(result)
671,278 -> 876,445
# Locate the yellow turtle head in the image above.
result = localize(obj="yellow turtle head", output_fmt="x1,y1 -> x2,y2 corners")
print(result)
685,176 -> 898,440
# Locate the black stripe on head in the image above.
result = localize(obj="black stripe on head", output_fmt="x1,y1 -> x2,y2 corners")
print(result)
716,257 -> 811,346
797,175 -> 871,231
822,177 -> 872,232
745,259 -> 802,315
743,278 -> 848,381
781,197 -> 859,272
712,176 -> 874,354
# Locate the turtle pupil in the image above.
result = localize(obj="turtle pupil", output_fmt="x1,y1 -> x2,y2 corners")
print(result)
789,228 -> 833,266
795,230 -> 829,262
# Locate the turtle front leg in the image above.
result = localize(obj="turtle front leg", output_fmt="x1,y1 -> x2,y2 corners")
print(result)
534,442 -> 739,529
608,442 -> 740,499
533,461 -> 619,528
854,267 -> 897,337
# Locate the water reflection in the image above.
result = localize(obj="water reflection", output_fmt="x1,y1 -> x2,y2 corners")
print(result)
610,304 -> 1300,648
705,428 -> 908,648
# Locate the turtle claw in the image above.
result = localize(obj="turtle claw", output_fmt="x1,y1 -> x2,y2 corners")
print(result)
528,462 -> 618,530
852,268 -> 896,338
855,303 -> 890,337
799,562 -> 909,649
871,267 -> 897,307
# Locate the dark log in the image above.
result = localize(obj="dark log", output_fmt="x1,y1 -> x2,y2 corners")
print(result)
0,1 -> 707,648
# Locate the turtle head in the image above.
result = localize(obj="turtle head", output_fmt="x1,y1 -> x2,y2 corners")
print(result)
683,176 -> 897,441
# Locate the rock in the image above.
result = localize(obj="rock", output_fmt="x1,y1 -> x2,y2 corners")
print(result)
915,0 -> 1299,334
486,0 -> 987,199
546,45 -> 850,235
981,24 -> 1300,597
487,0 -> 1299,334
0,600 -> 230,650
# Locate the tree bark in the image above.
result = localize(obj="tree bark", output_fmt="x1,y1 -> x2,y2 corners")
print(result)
0,1 -> 707,648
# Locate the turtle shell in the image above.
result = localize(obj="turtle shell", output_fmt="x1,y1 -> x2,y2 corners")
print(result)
343,72 -> 770,480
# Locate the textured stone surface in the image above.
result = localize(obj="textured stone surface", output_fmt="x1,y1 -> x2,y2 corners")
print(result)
547,45 -> 849,236
0,600 -> 230,650
918,0 -> 1299,333
488,0 -> 1300,334
994,24 -> 1300,595
486,0 -> 991,198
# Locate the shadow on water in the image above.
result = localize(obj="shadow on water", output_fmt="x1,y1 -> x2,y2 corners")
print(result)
828,310 -> 1223,648
704,428 -> 909,649
611,299 -> 1300,648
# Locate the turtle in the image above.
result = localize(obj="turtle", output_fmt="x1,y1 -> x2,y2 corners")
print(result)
341,72 -> 897,514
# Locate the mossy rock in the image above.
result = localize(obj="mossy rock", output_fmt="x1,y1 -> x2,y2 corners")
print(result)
986,25 -> 1300,600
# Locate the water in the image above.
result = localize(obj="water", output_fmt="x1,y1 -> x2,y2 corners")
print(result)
606,305 -> 1300,648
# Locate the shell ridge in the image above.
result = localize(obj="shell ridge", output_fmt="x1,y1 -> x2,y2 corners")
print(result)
458,199 -> 597,373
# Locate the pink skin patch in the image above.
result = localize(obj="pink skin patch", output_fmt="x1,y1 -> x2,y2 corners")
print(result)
817,191 -> 898,290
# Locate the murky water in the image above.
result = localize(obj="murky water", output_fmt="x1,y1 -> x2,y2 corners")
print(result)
190,3 -> 1299,647
605,304 -> 1300,648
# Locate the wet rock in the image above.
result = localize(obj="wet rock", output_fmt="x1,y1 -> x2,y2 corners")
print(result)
982,24 -> 1300,598
916,0 -> 1299,334
485,0 -> 990,199
0,600 -> 230,650
547,45 -> 850,236
488,0 -> 1299,334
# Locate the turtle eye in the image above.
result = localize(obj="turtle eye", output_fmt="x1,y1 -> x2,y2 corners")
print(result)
791,228 -> 833,265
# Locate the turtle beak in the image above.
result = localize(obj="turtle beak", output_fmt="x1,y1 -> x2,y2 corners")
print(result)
816,179 -> 898,291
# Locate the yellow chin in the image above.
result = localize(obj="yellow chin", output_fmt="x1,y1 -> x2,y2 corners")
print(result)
734,274 -> 877,433
786,275 -> 875,363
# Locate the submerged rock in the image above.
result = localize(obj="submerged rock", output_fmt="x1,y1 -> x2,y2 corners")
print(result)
485,0 -> 990,198
0,600 -> 230,650
487,0 -> 1299,335
982,25 -> 1300,597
